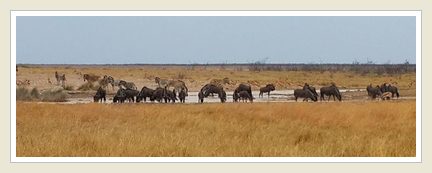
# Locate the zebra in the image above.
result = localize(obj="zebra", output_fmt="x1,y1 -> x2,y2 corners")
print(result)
167,80 -> 188,96
98,75 -> 116,90
155,77 -> 169,87
119,80 -> 137,90
83,74 -> 100,82
55,71 -> 66,86
210,77 -> 230,87
106,76 -> 115,90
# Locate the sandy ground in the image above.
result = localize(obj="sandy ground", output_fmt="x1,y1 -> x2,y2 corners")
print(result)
16,66 -> 416,104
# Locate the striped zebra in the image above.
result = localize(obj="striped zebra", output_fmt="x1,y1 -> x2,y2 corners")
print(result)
55,71 -> 66,86
210,77 -> 230,87
119,80 -> 137,90
380,92 -> 392,100
98,75 -> 116,90
83,74 -> 100,82
167,80 -> 188,96
155,77 -> 169,87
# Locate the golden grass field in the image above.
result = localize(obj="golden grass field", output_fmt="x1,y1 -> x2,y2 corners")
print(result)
16,65 -> 417,92
16,101 -> 416,157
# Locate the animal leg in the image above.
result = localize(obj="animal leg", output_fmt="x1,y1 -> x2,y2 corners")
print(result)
268,92 -> 270,98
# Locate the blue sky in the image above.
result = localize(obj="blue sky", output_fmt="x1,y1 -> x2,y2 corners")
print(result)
16,16 -> 416,64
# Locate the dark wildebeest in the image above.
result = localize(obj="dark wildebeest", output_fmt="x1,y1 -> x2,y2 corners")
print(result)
198,91 -> 205,103
178,88 -> 187,103
320,85 -> 342,101
233,90 -> 239,102
164,88 -> 178,103
200,83 -> 219,97
386,84 -> 400,98
259,84 -> 276,98
294,88 -> 318,102
113,89 -> 126,103
234,84 -> 253,99
136,86 -> 155,103
366,84 -> 383,99
123,89 -> 139,102
238,91 -> 253,102
303,83 -> 318,98
93,87 -> 106,103
151,87 -> 165,102
380,83 -> 389,93
119,80 -> 137,90
218,89 -> 227,103
204,85 -> 225,98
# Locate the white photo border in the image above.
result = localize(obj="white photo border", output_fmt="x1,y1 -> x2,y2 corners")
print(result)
11,10 -> 422,163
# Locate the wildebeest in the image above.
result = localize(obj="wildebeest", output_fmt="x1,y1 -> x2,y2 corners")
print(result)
303,83 -> 318,97
259,84 -> 276,98
238,91 -> 253,102
93,87 -> 106,102
294,88 -> 317,102
178,88 -> 187,103
366,84 -> 383,99
380,83 -> 399,98
203,85 -> 224,98
380,83 -> 390,93
123,89 -> 139,102
151,87 -> 165,102
198,91 -> 205,103
119,80 -> 137,90
387,85 -> 400,98
136,86 -> 155,102
83,74 -> 100,82
201,84 -> 218,97
219,90 -> 227,103
55,71 -> 66,86
319,84 -> 342,101
113,88 -> 126,103
234,84 -> 253,99
164,89 -> 178,103
233,90 -> 239,102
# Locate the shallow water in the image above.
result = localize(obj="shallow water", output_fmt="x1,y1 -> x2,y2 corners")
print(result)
35,88 -> 414,104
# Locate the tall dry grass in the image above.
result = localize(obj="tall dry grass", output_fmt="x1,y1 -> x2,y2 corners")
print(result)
16,101 -> 416,157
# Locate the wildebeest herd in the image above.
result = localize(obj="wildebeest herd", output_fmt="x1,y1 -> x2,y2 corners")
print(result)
91,74 -> 400,103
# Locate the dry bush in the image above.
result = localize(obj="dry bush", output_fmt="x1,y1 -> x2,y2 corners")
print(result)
40,90 -> 68,102
16,101 -> 416,157
78,82 -> 99,91
63,85 -> 74,91
16,88 -> 31,101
